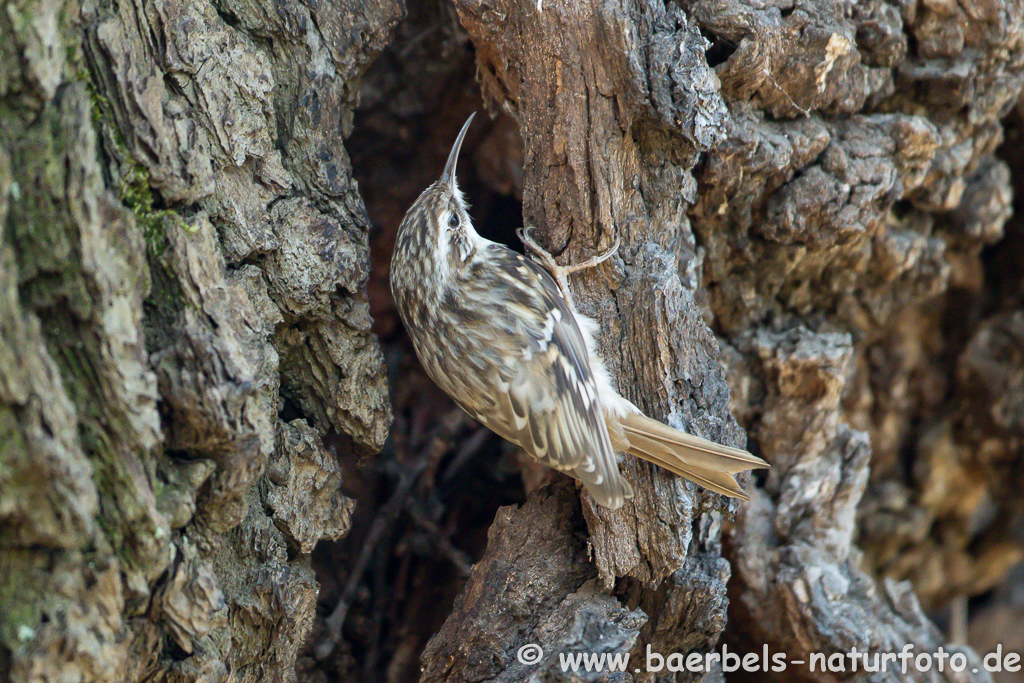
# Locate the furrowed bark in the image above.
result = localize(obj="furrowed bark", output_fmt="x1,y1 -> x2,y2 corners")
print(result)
417,0 -> 1024,681
0,0 -> 395,679
3,0 -> 1024,680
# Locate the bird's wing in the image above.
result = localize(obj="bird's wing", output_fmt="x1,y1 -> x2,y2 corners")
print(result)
495,307 -> 602,474
456,250 -> 622,485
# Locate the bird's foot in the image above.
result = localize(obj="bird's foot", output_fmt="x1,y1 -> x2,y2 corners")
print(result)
518,226 -> 619,311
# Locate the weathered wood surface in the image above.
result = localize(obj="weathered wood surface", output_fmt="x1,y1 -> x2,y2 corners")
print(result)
415,0 -> 1024,681
1,0 -> 396,679
1,0 -> 1023,680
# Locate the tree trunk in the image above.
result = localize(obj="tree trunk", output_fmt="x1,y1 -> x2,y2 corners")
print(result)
2,0 -> 1023,681
0,0 -> 395,679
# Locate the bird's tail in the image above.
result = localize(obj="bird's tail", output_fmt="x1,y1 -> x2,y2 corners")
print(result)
619,412 -> 768,500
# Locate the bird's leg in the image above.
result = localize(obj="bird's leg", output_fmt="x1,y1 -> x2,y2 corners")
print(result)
518,226 -> 620,313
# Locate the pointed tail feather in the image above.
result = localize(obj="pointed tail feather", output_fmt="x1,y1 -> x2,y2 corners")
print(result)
620,412 -> 768,499
626,438 -> 752,499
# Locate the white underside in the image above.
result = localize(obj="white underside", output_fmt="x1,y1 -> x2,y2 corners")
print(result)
570,309 -> 641,421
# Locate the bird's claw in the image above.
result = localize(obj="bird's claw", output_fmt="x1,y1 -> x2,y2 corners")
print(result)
563,235 -> 619,275
519,226 -> 619,275
518,226 -> 619,312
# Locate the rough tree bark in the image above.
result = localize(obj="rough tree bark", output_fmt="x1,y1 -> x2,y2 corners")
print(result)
419,0 -> 1024,681
0,0 -> 395,679
1,0 -> 1023,681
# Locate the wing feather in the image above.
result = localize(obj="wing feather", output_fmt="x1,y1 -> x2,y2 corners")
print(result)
455,250 -> 630,507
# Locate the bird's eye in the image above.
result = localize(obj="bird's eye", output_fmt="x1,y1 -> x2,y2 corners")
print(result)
447,212 -> 460,229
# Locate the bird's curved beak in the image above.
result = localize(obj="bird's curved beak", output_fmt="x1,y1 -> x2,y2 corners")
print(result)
440,113 -> 475,191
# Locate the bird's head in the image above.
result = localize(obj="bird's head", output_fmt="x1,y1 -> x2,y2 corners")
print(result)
399,113 -> 476,250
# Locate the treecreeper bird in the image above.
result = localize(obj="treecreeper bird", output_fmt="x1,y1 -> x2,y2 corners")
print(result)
390,114 -> 769,509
